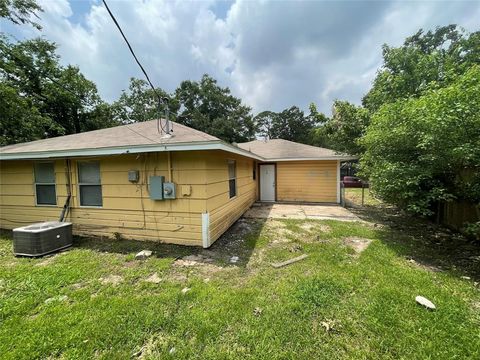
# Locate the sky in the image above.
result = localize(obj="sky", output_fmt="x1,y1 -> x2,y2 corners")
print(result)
1,0 -> 479,115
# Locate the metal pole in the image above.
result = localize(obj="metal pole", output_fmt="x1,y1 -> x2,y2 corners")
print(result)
362,183 -> 365,206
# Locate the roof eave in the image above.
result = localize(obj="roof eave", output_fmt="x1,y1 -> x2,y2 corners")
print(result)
0,140 -> 264,161
265,156 -> 358,162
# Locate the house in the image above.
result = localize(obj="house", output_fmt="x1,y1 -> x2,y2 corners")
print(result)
0,120 -> 353,247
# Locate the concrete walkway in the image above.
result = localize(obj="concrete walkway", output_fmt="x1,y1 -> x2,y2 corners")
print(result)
243,203 -> 360,222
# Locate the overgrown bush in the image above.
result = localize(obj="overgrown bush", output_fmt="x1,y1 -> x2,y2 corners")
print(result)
360,65 -> 480,216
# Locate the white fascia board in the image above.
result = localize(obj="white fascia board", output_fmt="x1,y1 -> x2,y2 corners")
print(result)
265,156 -> 358,162
0,141 -> 264,161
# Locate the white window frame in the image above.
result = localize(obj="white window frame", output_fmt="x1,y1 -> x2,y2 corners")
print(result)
77,161 -> 103,208
228,159 -> 237,199
34,161 -> 57,206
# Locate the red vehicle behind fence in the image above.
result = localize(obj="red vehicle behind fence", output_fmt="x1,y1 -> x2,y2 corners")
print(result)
342,176 -> 367,188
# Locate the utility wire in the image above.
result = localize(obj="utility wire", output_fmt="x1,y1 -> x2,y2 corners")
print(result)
102,0 -> 170,135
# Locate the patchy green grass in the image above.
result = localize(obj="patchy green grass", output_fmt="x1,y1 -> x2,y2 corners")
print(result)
345,187 -> 382,207
0,217 -> 479,359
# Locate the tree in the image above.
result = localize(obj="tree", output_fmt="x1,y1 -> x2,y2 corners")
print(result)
308,101 -> 368,155
363,25 -> 480,112
0,0 -> 43,29
0,36 -> 116,144
254,111 -> 278,140
326,101 -> 369,155
254,106 -> 318,144
0,83 -> 57,145
175,74 -> 255,143
111,78 -> 178,124
360,65 -> 480,216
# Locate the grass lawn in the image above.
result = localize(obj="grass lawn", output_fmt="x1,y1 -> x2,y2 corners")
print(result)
1,209 -> 479,359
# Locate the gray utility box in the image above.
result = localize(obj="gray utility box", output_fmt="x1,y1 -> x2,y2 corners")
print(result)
13,221 -> 73,257
149,176 -> 165,200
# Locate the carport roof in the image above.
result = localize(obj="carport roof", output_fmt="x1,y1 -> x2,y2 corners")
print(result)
237,139 -> 356,161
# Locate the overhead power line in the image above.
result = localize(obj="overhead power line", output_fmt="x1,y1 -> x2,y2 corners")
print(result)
102,0 -> 171,135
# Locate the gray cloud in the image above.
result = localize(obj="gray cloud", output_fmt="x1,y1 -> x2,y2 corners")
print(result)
5,0 -> 479,115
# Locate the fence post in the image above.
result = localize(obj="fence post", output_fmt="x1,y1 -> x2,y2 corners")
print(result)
361,182 -> 365,206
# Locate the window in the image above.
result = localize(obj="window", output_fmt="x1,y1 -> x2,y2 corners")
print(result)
228,160 -> 236,198
78,161 -> 102,207
34,162 -> 56,205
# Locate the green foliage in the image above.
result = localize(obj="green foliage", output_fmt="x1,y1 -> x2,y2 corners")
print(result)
363,25 -> 480,112
361,66 -> 480,215
0,83 -> 58,145
316,101 -> 369,155
0,36 -> 116,144
111,78 -> 178,124
175,74 -> 255,143
254,105 -> 318,144
309,101 -> 369,155
0,0 -> 43,29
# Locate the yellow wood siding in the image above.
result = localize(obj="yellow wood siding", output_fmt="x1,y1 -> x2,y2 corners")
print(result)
0,152 -> 208,246
205,151 -> 256,245
276,160 -> 338,203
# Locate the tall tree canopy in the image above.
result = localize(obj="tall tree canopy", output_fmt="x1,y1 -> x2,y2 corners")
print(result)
0,0 -> 43,29
363,25 -> 480,112
0,36 -> 116,145
310,101 -> 369,155
175,74 -> 255,143
254,106 -> 318,144
111,78 -> 178,124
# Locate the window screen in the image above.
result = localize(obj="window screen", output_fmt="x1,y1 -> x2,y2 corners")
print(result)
78,161 -> 102,206
228,160 -> 236,198
34,162 -> 56,205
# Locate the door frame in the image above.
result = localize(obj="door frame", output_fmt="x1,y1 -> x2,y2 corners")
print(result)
258,163 -> 277,202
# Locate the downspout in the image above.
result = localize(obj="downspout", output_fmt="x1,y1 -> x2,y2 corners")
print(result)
59,159 -> 72,222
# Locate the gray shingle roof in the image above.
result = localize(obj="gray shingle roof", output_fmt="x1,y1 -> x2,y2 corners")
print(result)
0,120 -> 218,155
237,139 -> 351,160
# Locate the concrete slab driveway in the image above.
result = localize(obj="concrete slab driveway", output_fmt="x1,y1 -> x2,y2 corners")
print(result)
243,203 -> 360,221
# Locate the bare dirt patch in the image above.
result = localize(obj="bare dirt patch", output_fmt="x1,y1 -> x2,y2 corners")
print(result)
144,273 -> 162,284
99,275 -> 123,286
407,258 -> 444,273
344,237 -> 373,254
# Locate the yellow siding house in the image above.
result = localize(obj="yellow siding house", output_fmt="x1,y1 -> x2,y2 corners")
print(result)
0,120 -> 353,247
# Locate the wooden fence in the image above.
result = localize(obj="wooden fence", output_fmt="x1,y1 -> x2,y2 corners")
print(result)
439,200 -> 479,230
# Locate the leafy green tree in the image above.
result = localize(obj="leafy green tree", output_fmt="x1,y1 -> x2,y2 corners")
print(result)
363,25 -> 480,112
360,65 -> 480,216
0,0 -> 43,29
175,74 -> 255,143
111,78 -> 178,124
254,111 -> 278,140
308,101 -> 368,154
326,101 -> 369,155
0,83 -> 58,145
254,106 -> 318,144
0,36 -> 116,144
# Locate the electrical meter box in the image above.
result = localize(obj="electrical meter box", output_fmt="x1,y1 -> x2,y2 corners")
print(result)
128,170 -> 139,183
149,176 -> 165,200
163,182 -> 176,199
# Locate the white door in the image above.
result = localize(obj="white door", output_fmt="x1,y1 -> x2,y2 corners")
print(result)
260,164 -> 275,202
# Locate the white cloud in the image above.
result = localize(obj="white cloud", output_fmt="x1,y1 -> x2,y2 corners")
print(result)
5,0 -> 478,114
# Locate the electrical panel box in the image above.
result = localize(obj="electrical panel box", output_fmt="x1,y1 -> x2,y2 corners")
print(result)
149,176 -> 165,200
163,182 -> 176,199
128,170 -> 139,183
